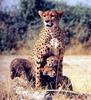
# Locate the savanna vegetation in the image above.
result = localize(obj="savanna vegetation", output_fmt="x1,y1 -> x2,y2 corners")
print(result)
0,0 -> 91,54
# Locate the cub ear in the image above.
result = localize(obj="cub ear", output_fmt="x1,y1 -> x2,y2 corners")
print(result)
38,11 -> 43,17
57,11 -> 64,18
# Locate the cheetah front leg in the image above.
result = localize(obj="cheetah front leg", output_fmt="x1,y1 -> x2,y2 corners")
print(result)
33,55 -> 43,89
34,46 -> 50,89
35,62 -> 41,89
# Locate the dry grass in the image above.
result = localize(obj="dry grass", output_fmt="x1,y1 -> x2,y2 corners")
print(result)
0,78 -> 88,100
0,55 -> 91,100
0,81 -> 7,100
63,56 -> 91,94
65,44 -> 91,55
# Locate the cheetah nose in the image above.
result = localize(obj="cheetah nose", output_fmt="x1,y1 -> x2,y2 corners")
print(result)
53,71 -> 55,75
45,20 -> 50,23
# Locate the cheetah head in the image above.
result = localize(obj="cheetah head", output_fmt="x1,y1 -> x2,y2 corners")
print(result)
41,56 -> 59,77
38,10 -> 64,27
46,56 -> 59,67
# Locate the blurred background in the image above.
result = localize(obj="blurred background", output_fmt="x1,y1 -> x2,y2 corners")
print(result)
0,0 -> 91,55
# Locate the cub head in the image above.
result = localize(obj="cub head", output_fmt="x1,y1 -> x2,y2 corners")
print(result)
38,10 -> 64,28
46,56 -> 59,67
41,56 -> 59,77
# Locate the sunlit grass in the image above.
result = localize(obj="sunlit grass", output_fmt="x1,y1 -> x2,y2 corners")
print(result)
0,55 -> 91,99
63,56 -> 91,94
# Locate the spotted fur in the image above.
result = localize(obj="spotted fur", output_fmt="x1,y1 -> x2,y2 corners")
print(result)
10,58 -> 35,82
40,56 -> 73,91
41,56 -> 58,77
10,57 -> 72,90
31,10 -> 65,89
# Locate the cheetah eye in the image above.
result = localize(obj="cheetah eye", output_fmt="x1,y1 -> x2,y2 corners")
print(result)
43,14 -> 46,17
52,59 -> 54,61
51,15 -> 55,17
50,69 -> 53,72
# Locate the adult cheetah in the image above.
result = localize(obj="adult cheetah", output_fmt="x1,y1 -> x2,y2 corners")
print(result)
31,10 -> 65,89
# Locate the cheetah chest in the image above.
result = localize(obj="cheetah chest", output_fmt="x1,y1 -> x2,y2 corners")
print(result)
50,38 -> 60,49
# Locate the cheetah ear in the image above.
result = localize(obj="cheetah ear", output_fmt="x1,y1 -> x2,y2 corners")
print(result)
38,11 -> 43,17
57,11 -> 64,18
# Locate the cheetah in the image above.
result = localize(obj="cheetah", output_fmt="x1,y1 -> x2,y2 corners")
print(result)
10,56 -> 58,89
41,56 -> 59,78
10,56 -> 59,89
40,56 -> 59,89
10,58 -> 35,83
10,57 -> 72,91
40,56 -> 73,91
31,10 -> 65,89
